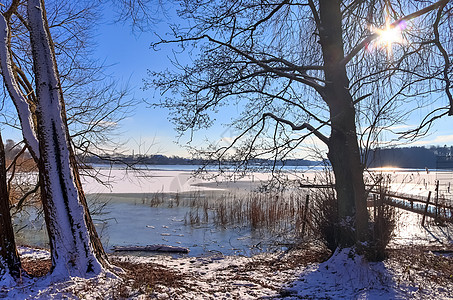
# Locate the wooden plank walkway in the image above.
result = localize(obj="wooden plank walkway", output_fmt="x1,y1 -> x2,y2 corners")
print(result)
299,183 -> 453,223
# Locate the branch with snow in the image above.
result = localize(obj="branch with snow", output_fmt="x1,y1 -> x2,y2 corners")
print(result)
0,13 -> 40,159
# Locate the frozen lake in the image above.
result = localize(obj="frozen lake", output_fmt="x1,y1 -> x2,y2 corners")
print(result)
14,191 -> 294,257
91,192 -> 280,256
12,165 -> 453,257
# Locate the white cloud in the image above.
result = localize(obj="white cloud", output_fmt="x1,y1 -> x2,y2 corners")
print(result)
410,134 -> 453,146
387,124 -> 415,131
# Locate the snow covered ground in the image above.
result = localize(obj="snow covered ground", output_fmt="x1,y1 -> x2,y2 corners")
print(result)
2,228 -> 452,300
2,167 -> 453,299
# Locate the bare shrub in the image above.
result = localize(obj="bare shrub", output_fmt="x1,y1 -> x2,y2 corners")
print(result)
310,188 -> 338,252
366,203 -> 396,261
365,179 -> 396,261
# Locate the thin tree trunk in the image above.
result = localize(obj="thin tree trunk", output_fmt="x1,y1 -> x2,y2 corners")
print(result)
319,0 -> 368,247
0,132 -> 21,278
27,0 -> 110,278
0,11 -> 39,161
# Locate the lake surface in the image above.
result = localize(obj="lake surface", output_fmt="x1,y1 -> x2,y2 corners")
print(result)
14,191 -> 290,257
93,193 -> 278,256
13,165 -> 453,257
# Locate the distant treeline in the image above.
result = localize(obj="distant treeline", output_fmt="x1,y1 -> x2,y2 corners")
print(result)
81,154 -> 319,167
366,146 -> 453,169
3,137 -> 452,169
82,154 -> 204,166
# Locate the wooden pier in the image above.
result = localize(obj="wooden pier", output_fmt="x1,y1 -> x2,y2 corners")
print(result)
369,190 -> 453,224
300,183 -> 453,224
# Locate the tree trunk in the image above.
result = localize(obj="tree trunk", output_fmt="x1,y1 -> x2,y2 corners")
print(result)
318,0 -> 368,247
27,0 -> 110,278
327,105 -> 368,247
0,132 -> 21,278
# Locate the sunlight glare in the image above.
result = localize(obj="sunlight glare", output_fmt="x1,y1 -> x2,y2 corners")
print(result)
370,19 -> 406,55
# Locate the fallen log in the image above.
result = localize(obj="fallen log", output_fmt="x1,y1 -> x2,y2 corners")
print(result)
112,244 -> 190,254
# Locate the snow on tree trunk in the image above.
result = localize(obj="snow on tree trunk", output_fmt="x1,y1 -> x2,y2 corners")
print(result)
27,0 -> 110,278
0,132 -> 21,279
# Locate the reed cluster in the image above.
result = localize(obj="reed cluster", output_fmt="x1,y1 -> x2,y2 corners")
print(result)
141,189 -> 311,240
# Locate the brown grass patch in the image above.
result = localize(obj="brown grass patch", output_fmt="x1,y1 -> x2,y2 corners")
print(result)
21,259 -> 51,277
230,244 -> 330,274
111,259 -> 186,297
6,157 -> 37,173
388,246 -> 453,285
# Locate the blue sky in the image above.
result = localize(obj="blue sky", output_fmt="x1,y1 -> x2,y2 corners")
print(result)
92,9 -> 183,156
92,5 -> 243,157
93,9 -> 453,157
2,4 -> 453,158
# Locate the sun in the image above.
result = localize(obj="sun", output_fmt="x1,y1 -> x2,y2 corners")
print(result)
370,18 -> 407,55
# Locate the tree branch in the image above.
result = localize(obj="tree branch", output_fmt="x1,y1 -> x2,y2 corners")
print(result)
341,0 -> 450,66
3,0 -> 20,21
14,179 -> 40,211
263,112 -> 329,145
400,107 -> 450,140
157,34 -> 326,94
248,0 -> 290,34
432,2 -> 452,115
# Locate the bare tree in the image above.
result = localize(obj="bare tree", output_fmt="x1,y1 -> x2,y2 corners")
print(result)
0,0 -> 112,278
0,2 -> 137,202
149,0 -> 452,249
0,0 -> 136,161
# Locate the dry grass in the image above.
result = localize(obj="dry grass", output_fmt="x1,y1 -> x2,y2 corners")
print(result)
111,259 -> 186,297
21,258 -> 51,277
388,246 -> 453,286
180,190 -> 311,240
21,257 -> 186,298
231,243 -> 330,273
140,189 -> 312,243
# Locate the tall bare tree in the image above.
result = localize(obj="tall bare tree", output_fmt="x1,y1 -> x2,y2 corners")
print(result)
29,0 -> 110,277
150,0 -> 452,249
0,0 -> 135,163
0,0 -> 111,278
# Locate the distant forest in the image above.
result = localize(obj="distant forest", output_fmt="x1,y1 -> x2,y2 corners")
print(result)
85,146 -> 453,169
3,138 -> 453,169
366,146 -> 453,169
87,146 -> 453,169
81,154 -> 319,167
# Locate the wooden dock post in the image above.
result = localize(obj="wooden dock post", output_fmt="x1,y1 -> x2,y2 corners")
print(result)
373,194 -> 377,221
301,194 -> 310,237
421,191 -> 432,227
435,180 -> 439,221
